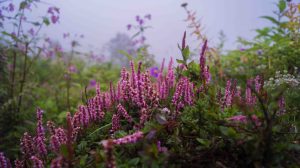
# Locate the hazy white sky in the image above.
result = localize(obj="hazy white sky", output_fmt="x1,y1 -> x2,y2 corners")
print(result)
35,0 -> 283,62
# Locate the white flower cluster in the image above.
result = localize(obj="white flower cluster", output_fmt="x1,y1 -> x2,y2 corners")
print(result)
264,67 -> 300,89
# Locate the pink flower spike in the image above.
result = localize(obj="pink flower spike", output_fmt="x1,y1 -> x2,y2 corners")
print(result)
112,131 -> 143,145
0,152 -> 10,168
30,156 -> 44,168
227,115 -> 247,123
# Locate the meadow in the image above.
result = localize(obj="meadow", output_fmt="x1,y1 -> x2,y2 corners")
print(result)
0,0 -> 300,167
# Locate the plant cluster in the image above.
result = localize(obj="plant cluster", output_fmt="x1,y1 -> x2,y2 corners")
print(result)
0,30 -> 299,167
0,0 -> 299,167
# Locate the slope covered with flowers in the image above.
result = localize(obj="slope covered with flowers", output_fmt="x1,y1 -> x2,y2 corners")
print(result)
0,35 -> 299,167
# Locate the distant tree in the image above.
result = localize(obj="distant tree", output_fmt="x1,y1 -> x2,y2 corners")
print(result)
106,33 -> 136,67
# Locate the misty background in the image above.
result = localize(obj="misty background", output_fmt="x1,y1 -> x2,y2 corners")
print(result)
33,0 -> 280,63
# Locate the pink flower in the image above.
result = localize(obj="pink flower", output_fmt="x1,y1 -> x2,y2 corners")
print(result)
117,104 -> 133,123
157,141 -> 168,153
111,114 -> 120,133
251,114 -> 261,126
224,80 -> 232,108
51,15 -> 59,24
255,75 -> 262,93
50,156 -> 63,168
278,96 -> 285,115
227,115 -> 247,123
14,160 -> 24,168
20,132 -> 35,157
30,156 -> 44,168
112,131 -> 143,145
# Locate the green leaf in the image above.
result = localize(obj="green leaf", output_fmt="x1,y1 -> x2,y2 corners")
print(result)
88,123 -> 112,137
176,59 -> 185,64
60,144 -> 68,158
79,155 -> 88,166
278,0 -> 286,13
260,16 -> 280,26
118,50 -> 133,61
219,126 -> 237,138
128,158 -> 140,165
196,138 -> 210,147
182,46 -> 190,61
19,1 -> 27,10
43,17 -> 50,26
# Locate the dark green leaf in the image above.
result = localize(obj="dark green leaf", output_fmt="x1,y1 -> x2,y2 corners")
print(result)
43,17 -> 50,26
19,1 -> 27,10
278,0 -> 286,13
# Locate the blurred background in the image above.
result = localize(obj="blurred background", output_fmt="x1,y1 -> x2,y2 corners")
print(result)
1,0 -> 300,160
32,0 -> 278,63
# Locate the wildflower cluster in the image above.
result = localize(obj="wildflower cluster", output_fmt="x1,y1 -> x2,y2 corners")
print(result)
0,36 -> 295,167
264,68 -> 300,89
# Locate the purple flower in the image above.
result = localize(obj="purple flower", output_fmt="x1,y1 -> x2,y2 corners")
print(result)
51,15 -> 59,24
68,65 -> 77,73
140,36 -> 146,43
45,37 -> 51,43
11,32 -> 16,38
127,24 -> 132,30
63,33 -> 70,39
28,28 -> 35,36
89,79 -> 97,88
48,7 -> 60,15
139,19 -> 144,25
0,152 -> 10,168
8,3 -> 14,12
144,14 -> 151,20
278,96 -> 285,115
150,67 -> 159,78
136,15 -> 140,22
256,49 -> 263,55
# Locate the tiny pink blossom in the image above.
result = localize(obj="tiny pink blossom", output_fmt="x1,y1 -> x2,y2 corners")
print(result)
51,15 -> 59,24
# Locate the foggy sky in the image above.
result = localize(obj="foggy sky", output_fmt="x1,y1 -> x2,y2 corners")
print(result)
35,0 -> 280,63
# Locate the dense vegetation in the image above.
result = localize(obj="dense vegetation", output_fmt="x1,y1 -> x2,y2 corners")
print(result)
0,0 -> 299,167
